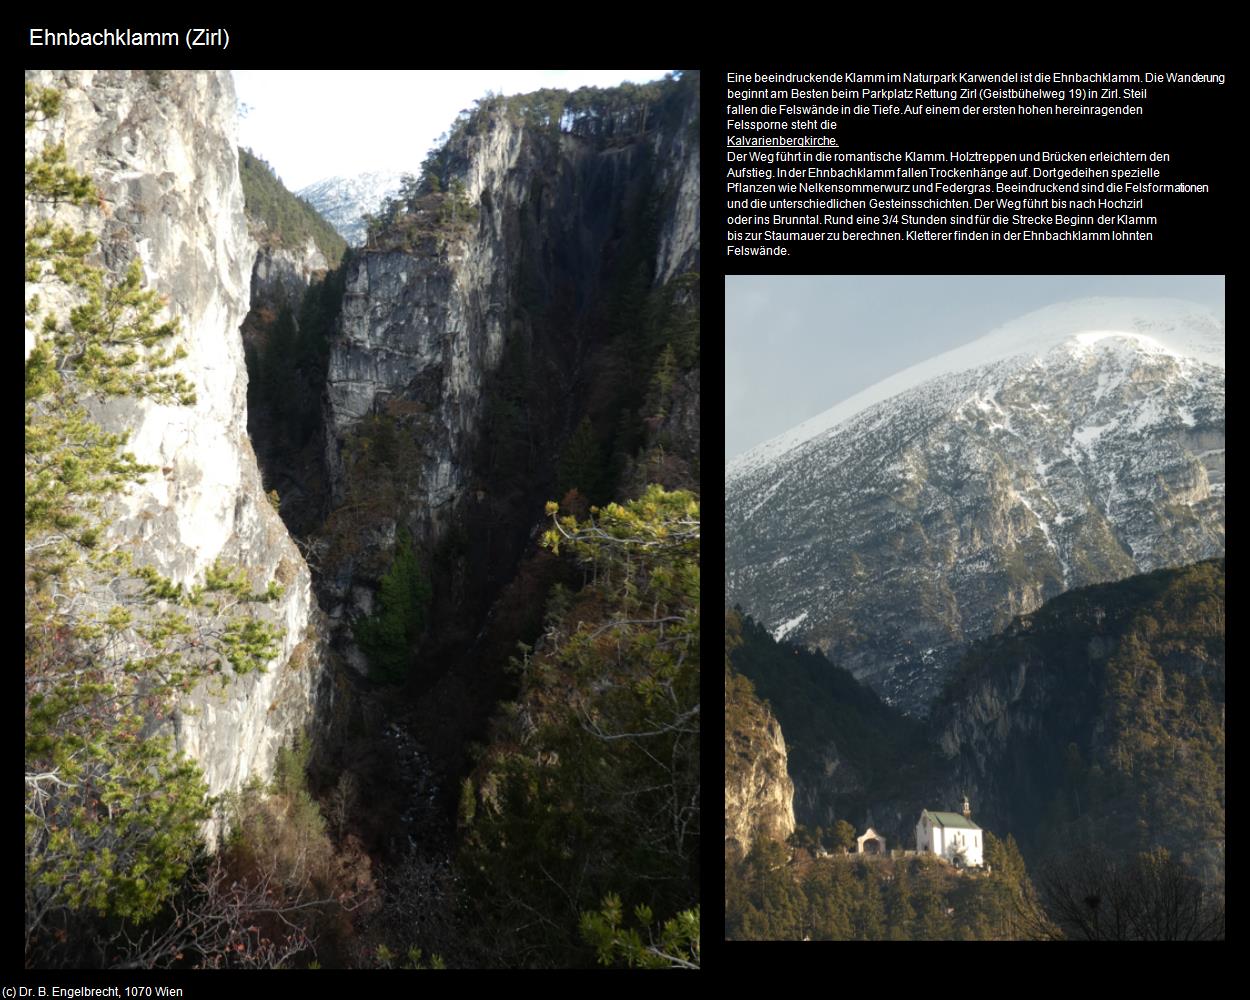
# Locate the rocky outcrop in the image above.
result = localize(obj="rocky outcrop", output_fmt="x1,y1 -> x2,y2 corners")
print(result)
249,237 -> 328,312
651,86 -> 700,285
725,693 -> 796,857
25,69 -> 326,809
327,221 -> 506,535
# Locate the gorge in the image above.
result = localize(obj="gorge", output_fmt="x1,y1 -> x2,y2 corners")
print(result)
25,68 -> 700,969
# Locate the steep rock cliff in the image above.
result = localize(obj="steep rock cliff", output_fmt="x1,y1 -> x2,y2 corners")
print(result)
238,155 -> 347,539
25,69 -> 326,804
325,101 -> 699,534
728,613 -> 936,842
250,237 -> 329,312
726,669 -> 796,857
317,78 -> 701,668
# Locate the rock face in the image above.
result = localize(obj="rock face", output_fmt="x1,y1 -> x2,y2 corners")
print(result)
727,298 -> 1225,715
25,70 -> 325,807
327,213 -> 508,537
249,237 -> 328,312
326,108 -> 699,538
317,79 -> 701,668
725,687 -> 796,856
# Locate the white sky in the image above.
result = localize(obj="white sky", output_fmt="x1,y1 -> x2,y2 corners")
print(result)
725,275 -> 1226,462
232,70 -> 671,191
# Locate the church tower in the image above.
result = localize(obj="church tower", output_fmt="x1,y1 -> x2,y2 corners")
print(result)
962,794 -> 971,819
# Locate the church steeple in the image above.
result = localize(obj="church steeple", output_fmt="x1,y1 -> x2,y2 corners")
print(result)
962,794 -> 971,819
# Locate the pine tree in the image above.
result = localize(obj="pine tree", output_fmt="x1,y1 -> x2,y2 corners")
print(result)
643,344 -> 677,420
463,486 -> 699,964
557,416 -> 605,503
857,872 -> 887,939
354,528 -> 431,681
887,862 -> 916,940
831,819 -> 857,854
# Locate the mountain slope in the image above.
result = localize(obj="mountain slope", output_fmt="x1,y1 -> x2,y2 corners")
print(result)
297,171 -> 403,246
240,148 -> 346,267
728,613 -> 931,835
726,298 -> 1224,714
931,559 -> 1225,888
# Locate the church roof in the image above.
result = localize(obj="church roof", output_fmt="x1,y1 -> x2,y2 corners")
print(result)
924,810 -> 980,830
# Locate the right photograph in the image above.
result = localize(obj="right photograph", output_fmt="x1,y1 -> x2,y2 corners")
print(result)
725,275 -> 1225,941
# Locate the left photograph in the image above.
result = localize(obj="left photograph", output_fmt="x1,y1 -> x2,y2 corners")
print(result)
25,68 -> 700,969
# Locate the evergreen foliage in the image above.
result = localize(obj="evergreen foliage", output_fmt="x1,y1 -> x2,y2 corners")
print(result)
362,171 -> 477,251
353,529 -> 431,682
461,486 -> 699,967
25,82 -> 286,965
580,895 -> 699,969
728,612 -> 935,825
319,403 -> 428,578
238,148 -> 346,265
830,820 -> 857,854
556,416 -> 606,504
725,846 -> 1045,941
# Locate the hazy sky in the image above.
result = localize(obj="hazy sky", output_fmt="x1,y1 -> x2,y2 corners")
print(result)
232,70 -> 670,191
724,275 -> 1225,462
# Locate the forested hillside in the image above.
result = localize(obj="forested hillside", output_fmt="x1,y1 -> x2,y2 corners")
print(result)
933,558 -> 1225,888
729,612 -> 933,834
726,833 -> 1037,941
239,149 -> 346,265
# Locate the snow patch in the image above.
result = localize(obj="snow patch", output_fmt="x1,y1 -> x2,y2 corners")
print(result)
771,612 -> 808,642
1073,420 -> 1117,450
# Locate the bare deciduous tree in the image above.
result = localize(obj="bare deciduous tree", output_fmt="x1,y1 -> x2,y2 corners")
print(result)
1018,847 -> 1223,941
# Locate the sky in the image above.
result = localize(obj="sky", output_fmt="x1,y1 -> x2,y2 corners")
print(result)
232,70 -> 671,192
725,275 -> 1226,462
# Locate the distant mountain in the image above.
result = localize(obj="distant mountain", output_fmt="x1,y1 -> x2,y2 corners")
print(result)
726,297 -> 1225,715
297,171 -> 404,246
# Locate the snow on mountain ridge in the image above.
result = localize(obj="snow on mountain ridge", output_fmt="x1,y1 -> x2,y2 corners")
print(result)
297,170 -> 404,246
726,295 -> 1224,715
727,297 -> 1224,481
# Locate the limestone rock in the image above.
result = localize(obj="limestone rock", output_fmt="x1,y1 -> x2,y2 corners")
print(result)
25,69 -> 326,808
726,697 -> 797,857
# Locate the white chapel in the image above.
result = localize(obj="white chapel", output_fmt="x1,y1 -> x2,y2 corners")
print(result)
915,795 -> 983,867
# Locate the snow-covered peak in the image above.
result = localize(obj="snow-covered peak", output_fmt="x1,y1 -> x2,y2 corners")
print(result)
297,170 -> 405,246
727,297 -> 1224,481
